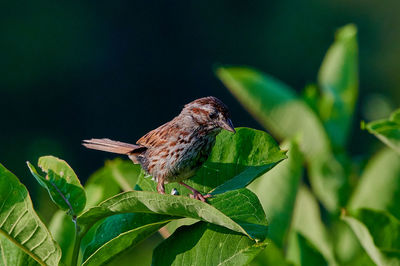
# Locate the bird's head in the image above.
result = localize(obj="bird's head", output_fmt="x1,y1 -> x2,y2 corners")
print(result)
181,96 -> 235,133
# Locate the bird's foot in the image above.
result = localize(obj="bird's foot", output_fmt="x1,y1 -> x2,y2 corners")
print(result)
189,192 -> 212,202
179,181 -> 212,202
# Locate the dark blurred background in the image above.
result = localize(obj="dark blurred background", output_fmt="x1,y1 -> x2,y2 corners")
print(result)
1,0 -> 399,198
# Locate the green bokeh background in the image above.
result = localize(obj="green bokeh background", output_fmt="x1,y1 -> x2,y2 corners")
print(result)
1,0 -> 399,197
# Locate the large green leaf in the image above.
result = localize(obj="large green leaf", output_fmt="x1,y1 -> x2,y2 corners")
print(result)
0,163 -> 61,266
137,127 -> 286,196
216,67 -> 347,212
348,148 -> 400,220
318,24 -> 358,148
78,189 -> 267,241
152,222 -> 267,266
342,208 -> 400,265
27,156 -> 86,216
287,186 -> 336,264
248,139 -> 303,248
365,108 -> 400,154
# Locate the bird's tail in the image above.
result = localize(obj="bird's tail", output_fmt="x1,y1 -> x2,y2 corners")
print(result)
82,138 -> 145,155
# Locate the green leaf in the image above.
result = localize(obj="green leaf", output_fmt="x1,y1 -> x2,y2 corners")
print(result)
348,148 -> 400,220
365,108 -> 400,154
0,163 -> 61,266
216,67 -> 348,212
80,189 -> 267,265
84,159 -> 141,208
286,231 -> 328,266
78,189 -> 266,241
318,24 -> 358,148
137,127 -> 286,196
27,156 -> 86,216
82,215 -> 171,266
288,186 -> 336,264
82,212 -> 172,263
152,222 -> 267,266
342,208 -> 400,265
0,234 -> 40,266
208,189 -> 268,239
248,139 -> 303,248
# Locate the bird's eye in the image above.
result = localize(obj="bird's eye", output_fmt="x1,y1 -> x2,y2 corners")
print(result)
209,112 -> 218,119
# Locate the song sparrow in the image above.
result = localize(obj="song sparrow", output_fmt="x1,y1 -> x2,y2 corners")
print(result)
83,96 -> 235,202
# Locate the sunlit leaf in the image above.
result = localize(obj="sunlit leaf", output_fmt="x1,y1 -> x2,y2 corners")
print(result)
27,156 -> 86,216
78,189 -> 267,241
0,163 -> 61,266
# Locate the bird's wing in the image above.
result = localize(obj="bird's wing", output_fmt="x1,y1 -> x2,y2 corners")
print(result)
137,120 -> 179,147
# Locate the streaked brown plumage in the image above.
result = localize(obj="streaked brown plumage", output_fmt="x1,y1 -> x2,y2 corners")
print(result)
83,96 -> 235,202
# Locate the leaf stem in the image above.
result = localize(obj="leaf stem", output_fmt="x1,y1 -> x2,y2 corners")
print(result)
71,216 -> 82,266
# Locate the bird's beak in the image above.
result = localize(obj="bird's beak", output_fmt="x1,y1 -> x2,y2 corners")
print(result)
220,118 -> 236,133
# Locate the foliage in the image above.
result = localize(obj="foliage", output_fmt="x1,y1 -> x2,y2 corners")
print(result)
364,108 -> 400,154
1,23 -> 400,266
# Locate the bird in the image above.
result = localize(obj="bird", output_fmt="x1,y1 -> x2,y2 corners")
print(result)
83,96 -> 235,202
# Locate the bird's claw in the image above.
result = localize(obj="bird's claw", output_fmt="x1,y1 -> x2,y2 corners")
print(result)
190,192 -> 212,202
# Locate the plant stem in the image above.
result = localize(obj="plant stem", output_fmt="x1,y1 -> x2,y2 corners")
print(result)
71,216 -> 82,266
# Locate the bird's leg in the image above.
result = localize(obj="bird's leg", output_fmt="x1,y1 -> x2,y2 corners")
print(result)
157,178 -> 165,194
179,181 -> 212,202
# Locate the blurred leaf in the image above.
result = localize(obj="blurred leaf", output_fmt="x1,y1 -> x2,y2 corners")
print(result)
78,188 -> 267,241
288,186 -> 336,264
332,220 -> 375,266
318,24 -> 358,148
365,108 -> 400,154
27,156 -> 86,216
348,148 -> 400,220
0,234 -> 39,266
0,163 -> 61,266
137,127 -> 286,196
84,159 -> 141,208
302,84 -> 319,113
82,217 -> 171,266
217,67 -> 348,212
217,67 -> 330,158
249,241 -> 293,266
48,211 -> 75,265
342,208 -> 400,265
153,222 -> 267,266
287,231 -> 328,266
248,138 -> 303,248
